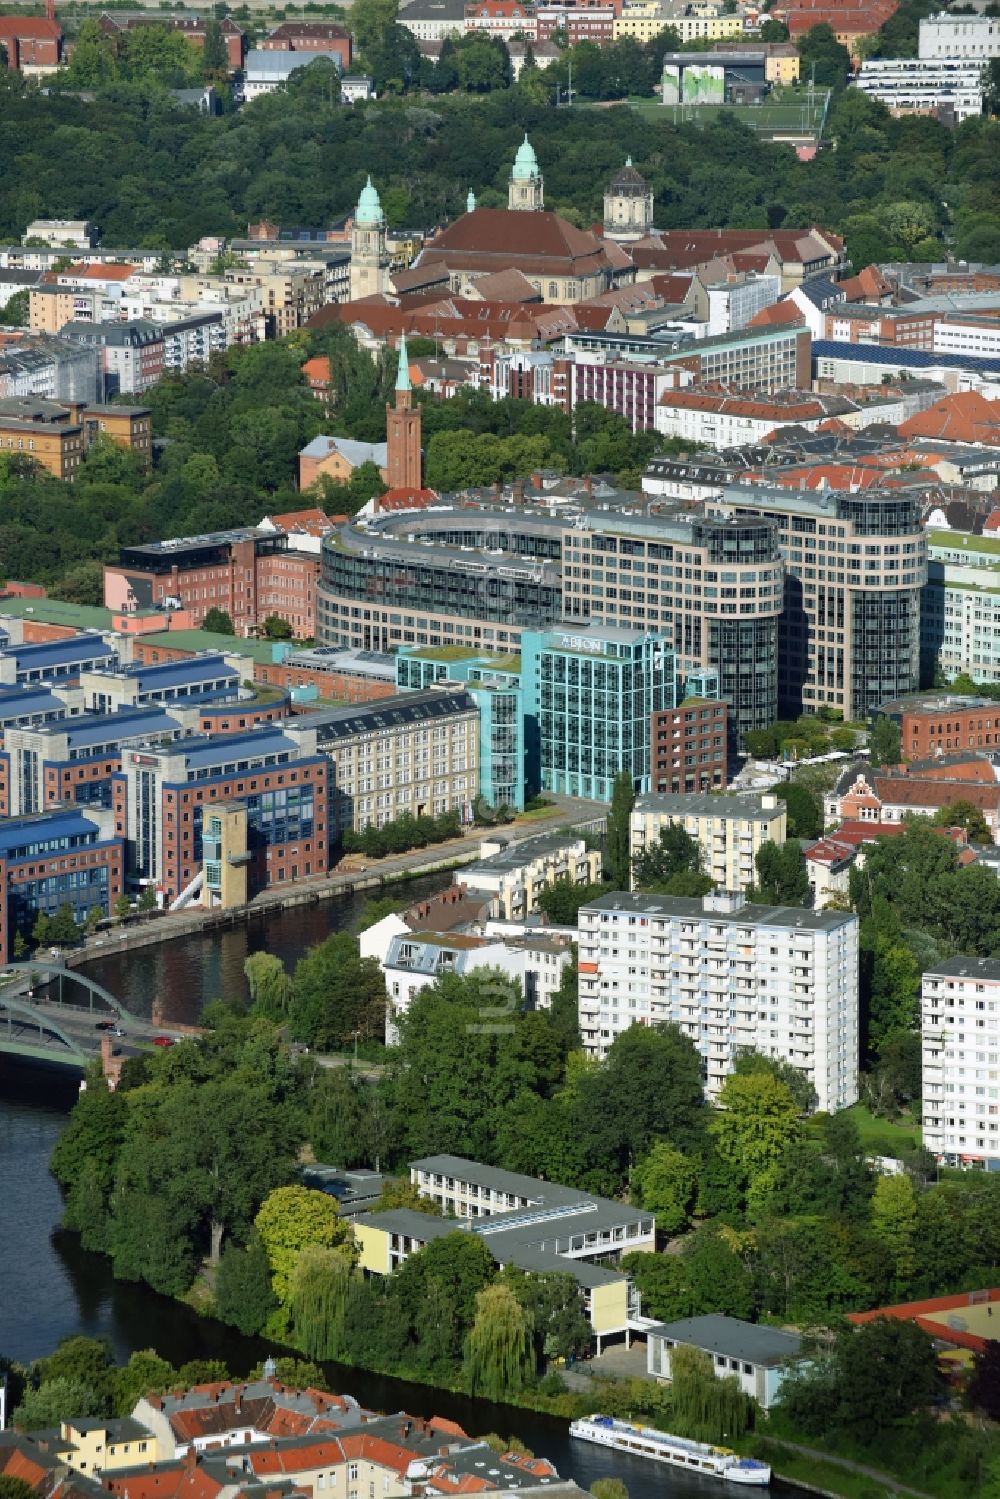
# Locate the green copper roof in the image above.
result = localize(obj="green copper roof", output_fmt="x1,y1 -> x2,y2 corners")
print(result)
512,133 -> 540,181
396,332 -> 411,393
355,175 -> 384,226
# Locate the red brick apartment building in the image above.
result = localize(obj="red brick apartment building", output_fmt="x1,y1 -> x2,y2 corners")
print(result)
0,13 -> 62,70
260,20 -> 351,66
105,528 -> 320,637
652,699 -> 729,795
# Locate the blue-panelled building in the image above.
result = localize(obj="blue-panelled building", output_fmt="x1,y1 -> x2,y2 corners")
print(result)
0,809 -> 125,960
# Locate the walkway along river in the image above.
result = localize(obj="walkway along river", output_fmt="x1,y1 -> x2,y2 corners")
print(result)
0,884 -> 801,1499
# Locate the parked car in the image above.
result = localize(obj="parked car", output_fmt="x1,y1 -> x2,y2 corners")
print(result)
95,1020 -> 116,1031
151,1035 -> 174,1047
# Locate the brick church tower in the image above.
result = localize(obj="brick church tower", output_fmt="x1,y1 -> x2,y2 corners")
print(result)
386,333 -> 422,490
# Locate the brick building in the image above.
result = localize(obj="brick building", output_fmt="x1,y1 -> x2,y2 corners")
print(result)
652,696 -> 729,794
114,727 -> 330,905
0,13 -> 63,73
260,20 -> 351,66
535,2 -> 617,44
104,527 -> 321,637
0,809 -> 124,961
877,693 -> 1000,760
98,12 -> 246,69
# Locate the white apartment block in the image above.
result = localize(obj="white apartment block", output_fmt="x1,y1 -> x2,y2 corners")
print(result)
855,58 -> 985,122
934,318 -> 1000,360
459,831 -> 603,920
922,956 -> 1000,1169
578,890 -> 859,1113
920,13 -> 1000,60
705,274 -> 782,336
922,558 -> 1000,685
630,791 -> 787,894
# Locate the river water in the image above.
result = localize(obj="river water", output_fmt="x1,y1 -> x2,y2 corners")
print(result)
0,886 -> 798,1499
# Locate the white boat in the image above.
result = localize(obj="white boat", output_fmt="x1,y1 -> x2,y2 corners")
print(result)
569,1414 -> 771,1487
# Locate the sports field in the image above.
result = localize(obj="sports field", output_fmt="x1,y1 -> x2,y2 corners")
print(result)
621,88 -> 830,137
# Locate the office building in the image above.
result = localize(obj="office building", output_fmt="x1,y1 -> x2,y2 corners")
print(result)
352,1154 -> 655,1348
3,706 -> 185,815
855,57 -> 985,123
647,1316 -> 803,1411
0,808 -> 125,961
876,692 -> 1000,761
710,483 -> 927,721
560,509 -> 783,749
105,527 -> 321,637
922,956 -> 1000,1169
520,624 -> 675,800
0,633 -> 116,686
578,890 -> 859,1112
286,689 -> 479,837
114,726 -> 329,905
630,790 -> 786,893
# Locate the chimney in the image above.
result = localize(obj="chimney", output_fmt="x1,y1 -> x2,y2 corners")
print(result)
512,477 -> 526,505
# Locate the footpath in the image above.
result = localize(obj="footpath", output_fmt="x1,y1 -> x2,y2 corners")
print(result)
761,1437 -> 936,1499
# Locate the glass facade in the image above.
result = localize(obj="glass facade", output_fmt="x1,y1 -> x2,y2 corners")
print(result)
708,617 -> 778,747
851,591 -> 920,714
9,864 -> 110,932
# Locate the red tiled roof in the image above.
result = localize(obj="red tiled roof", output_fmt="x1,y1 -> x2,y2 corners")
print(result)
267,507 -> 334,536
418,208 -> 613,278
0,15 -> 61,38
301,356 -> 331,383
377,487 -> 438,510
898,391 -> 1000,447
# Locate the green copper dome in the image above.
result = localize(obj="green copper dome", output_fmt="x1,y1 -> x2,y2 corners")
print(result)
511,134 -> 540,181
355,175 -> 384,226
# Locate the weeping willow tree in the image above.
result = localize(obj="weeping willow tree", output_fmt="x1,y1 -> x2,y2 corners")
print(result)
464,1284 -> 534,1400
289,1245 -> 356,1360
669,1345 -> 754,1445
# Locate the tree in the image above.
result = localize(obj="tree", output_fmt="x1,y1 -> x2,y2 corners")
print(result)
732,1049 -> 817,1116
0,289 -> 29,327
606,769 -> 635,888
710,1071 -> 800,1209
201,16 -> 228,78
254,1185 -> 350,1309
464,1282 -> 533,1399
244,951 -> 292,1019
632,1142 -> 698,1235
632,823 -> 710,897
932,799 -> 991,843
114,895 -> 132,919
749,840 -> 809,906
796,23 -> 851,90
351,0 -> 399,52
36,1337 -> 115,1412
203,607 -> 235,635
774,780 -> 822,840
214,1231 -> 277,1336
13,1377 -> 105,1430
111,1350 -> 177,1416
968,1340 -> 1000,1422
869,714 -> 901,767
0,1478 -> 38,1499
670,1344 -> 753,1443
869,1173 -> 918,1288
288,932 -> 386,1049
503,1268 -> 591,1363
263,614 -> 293,640
289,1244 -> 356,1360
536,877 -> 604,925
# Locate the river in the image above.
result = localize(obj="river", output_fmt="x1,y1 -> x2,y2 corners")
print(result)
0,886 -> 799,1499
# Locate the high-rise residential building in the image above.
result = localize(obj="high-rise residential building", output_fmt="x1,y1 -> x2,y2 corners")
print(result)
630,791 -> 786,893
577,890 -> 859,1113
922,956 -> 1000,1170
709,484 -> 927,721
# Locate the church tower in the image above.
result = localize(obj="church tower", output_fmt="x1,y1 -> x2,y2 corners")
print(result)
603,157 -> 654,243
350,176 -> 390,302
386,334 -> 422,491
508,134 -> 543,212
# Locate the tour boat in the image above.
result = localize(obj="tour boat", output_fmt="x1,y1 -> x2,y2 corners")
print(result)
569,1415 -> 771,1486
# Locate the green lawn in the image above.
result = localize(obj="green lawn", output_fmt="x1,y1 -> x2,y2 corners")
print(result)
837,1103 -> 921,1155
617,89 -> 829,136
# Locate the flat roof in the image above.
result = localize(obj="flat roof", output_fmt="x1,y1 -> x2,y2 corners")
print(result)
0,808 -> 107,853
634,790 -> 780,819
6,635 -> 114,666
25,706 -> 178,750
307,690 -> 477,744
581,890 -> 854,933
0,598 -> 119,630
650,1314 -> 801,1367
462,831 -> 590,876
926,955 -> 1000,982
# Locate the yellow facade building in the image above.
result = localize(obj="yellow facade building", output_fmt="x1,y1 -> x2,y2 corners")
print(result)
56,1418 -> 159,1477
615,3 -> 743,43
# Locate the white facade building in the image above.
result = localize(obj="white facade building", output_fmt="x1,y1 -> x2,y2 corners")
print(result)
920,13 -> 1000,60
243,48 -> 344,99
705,273 -> 782,336
577,890 -> 859,1113
855,58 -> 985,122
630,791 -> 787,895
922,556 -> 1000,685
922,956 -> 1000,1169
934,318 -> 1000,360
382,929 -> 573,1043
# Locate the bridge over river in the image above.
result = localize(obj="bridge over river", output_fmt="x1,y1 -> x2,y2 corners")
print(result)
0,964 -> 174,1070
